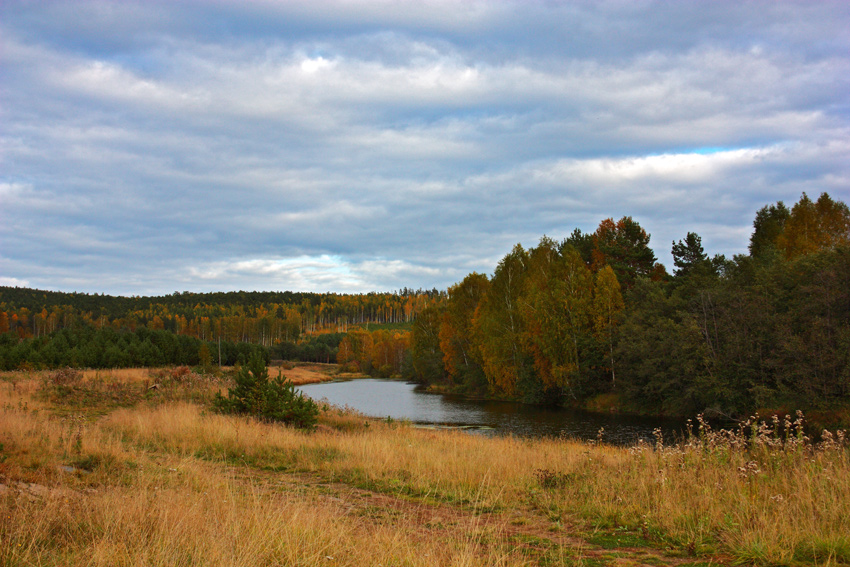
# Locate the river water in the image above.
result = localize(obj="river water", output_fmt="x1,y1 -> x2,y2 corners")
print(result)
298,379 -> 685,445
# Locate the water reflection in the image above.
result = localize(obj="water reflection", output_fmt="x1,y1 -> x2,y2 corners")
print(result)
299,379 -> 685,445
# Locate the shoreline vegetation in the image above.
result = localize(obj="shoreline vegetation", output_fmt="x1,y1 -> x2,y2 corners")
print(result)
2,366 -> 849,566
403,192 -> 850,426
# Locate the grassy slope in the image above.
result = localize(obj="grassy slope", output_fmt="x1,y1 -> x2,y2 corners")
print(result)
1,369 -> 849,566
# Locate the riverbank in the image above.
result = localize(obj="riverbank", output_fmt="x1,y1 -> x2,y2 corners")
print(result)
424,382 -> 850,433
271,361 -> 367,385
2,368 -> 848,566
47,362 -> 358,387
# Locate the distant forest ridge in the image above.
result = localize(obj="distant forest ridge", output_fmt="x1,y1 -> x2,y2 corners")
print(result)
0,285 -> 437,372
0,287 -> 445,344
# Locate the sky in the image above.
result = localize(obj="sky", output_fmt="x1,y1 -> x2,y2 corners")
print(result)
2,0 -> 849,296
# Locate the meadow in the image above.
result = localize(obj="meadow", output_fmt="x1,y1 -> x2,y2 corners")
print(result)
1,367 -> 848,566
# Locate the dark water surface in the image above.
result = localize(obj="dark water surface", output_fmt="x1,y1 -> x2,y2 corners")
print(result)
299,379 -> 685,445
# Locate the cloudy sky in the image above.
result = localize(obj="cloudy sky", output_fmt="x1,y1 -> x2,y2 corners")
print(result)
2,1 -> 848,295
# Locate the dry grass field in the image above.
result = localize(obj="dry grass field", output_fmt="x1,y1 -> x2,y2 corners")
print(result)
1,367 -> 848,566
69,362 -> 344,386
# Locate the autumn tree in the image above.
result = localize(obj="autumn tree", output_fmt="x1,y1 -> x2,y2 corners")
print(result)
520,239 -> 593,393
473,244 -> 530,395
368,329 -> 409,377
592,264 -> 625,387
776,192 -> 850,259
336,334 -> 356,370
404,305 -> 445,384
591,217 -> 657,288
390,331 -> 410,375
336,329 -> 372,373
438,272 -> 489,392
148,315 -> 165,330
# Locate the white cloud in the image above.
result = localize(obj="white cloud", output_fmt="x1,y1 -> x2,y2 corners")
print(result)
0,277 -> 30,287
183,255 -> 443,293
539,147 -> 778,186
300,56 -> 335,74
1,0 -> 848,294
268,201 -> 383,226
354,259 -> 443,279
0,182 -> 29,199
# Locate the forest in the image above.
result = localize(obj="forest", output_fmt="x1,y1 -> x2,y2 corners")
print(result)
0,326 -> 268,370
0,288 -> 439,371
404,192 -> 850,420
2,192 -> 848,420
0,287 -> 442,343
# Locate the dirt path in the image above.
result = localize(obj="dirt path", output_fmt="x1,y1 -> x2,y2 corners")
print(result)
239,469 -> 731,567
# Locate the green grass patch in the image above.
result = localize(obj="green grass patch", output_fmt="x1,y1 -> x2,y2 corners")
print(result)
793,537 -> 850,565
292,445 -> 343,466
587,527 -> 655,549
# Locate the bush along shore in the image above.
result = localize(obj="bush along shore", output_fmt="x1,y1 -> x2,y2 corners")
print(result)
1,365 -> 849,566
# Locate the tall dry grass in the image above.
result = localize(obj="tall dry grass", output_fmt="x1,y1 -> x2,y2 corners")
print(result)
2,467 -> 521,566
2,369 -> 849,566
101,401 -> 850,564
0,376 -> 528,566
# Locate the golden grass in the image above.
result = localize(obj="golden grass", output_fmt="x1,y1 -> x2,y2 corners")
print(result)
78,367 -> 160,383
2,370 -> 849,566
0,378 -> 525,566
2,468 -> 512,566
4,362 -> 349,385
273,363 -> 356,386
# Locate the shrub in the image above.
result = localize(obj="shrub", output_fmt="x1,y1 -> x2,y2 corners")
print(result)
48,367 -> 83,386
212,351 -> 319,429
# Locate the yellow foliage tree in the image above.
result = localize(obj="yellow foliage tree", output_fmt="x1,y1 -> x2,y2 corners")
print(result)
592,264 -> 625,387
520,240 -> 593,390
473,244 -> 529,395
439,273 -> 489,387
776,192 -> 850,259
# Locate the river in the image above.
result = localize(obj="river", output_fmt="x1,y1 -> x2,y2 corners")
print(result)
298,378 -> 685,445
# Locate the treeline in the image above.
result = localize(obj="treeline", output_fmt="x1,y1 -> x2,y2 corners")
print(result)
0,321 -> 403,372
404,192 -> 850,418
0,288 -> 443,346
273,333 -> 346,364
0,326 -> 268,371
337,328 -> 410,377
271,327 -> 411,377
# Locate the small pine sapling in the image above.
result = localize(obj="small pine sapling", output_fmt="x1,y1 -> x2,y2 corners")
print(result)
213,351 -> 319,429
